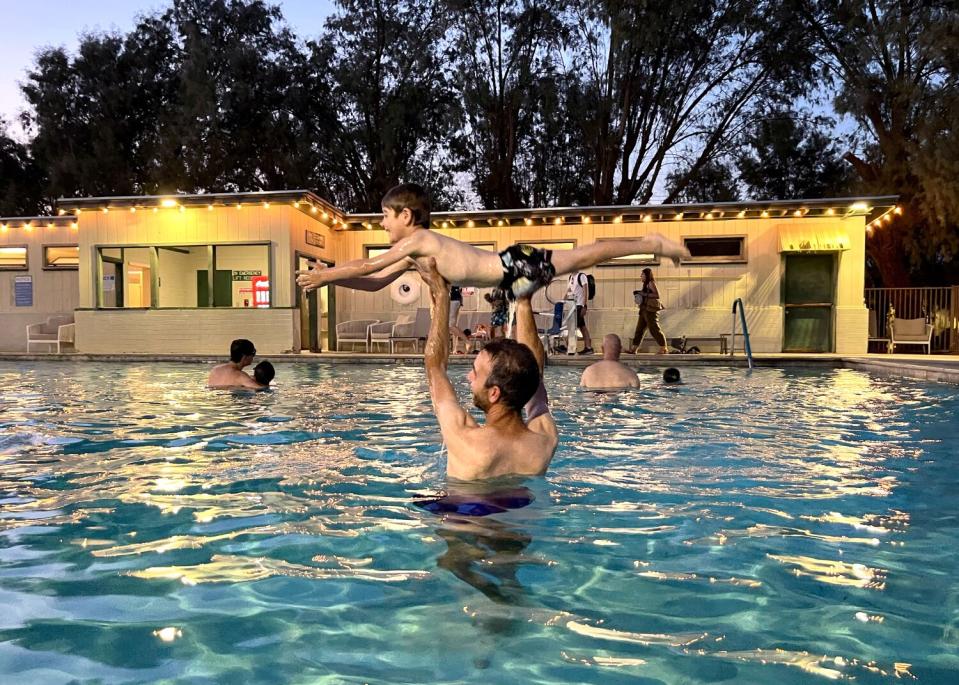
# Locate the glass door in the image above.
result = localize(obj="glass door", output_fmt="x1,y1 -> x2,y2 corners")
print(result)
783,253 -> 837,352
295,255 -> 333,352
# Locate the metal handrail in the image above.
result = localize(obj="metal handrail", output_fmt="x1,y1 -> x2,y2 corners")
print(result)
731,298 -> 754,369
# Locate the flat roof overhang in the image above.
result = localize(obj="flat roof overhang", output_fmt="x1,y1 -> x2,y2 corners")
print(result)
56,190 -> 347,226
51,192 -> 900,232
346,195 -> 900,231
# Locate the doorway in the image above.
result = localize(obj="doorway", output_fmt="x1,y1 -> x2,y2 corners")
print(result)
783,253 -> 837,352
295,254 -> 334,352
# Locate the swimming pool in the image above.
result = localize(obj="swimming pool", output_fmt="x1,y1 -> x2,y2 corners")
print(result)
0,361 -> 957,684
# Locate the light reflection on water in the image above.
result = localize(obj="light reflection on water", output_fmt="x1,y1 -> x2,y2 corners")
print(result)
0,361 -> 957,684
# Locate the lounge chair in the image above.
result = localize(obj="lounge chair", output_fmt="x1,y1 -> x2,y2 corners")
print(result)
335,319 -> 379,352
890,317 -> 933,354
26,315 -> 75,353
390,307 -> 430,353
369,319 -> 401,353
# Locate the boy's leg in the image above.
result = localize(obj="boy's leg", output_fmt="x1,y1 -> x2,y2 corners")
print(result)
550,234 -> 689,274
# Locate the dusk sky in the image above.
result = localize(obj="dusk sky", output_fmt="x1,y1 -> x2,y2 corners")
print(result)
0,0 -> 336,138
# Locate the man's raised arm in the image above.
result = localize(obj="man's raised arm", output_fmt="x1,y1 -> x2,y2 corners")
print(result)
513,296 -> 545,374
416,259 -> 472,432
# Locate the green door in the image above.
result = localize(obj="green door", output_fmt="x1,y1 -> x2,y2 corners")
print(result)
783,254 -> 836,352
197,270 -> 234,307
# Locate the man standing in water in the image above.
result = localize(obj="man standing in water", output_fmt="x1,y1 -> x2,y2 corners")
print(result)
416,259 -> 558,480
207,339 -> 263,389
580,334 -> 640,390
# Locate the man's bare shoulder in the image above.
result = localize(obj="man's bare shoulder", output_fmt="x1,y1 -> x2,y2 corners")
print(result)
581,360 -> 639,389
447,423 -> 555,480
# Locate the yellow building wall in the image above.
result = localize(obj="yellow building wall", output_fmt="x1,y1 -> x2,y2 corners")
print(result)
0,223 -> 80,351
73,204 -> 334,353
19,201 -> 866,355
74,308 -> 296,354
331,214 -> 868,354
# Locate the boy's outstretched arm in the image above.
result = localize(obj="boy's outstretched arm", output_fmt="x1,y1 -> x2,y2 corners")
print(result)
296,232 -> 424,292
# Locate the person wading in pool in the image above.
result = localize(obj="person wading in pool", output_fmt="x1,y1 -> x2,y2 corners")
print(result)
415,258 -> 558,480
580,334 -> 640,390
207,339 -> 263,389
296,182 -> 689,300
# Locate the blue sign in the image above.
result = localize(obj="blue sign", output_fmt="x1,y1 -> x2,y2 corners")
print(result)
14,275 -> 33,307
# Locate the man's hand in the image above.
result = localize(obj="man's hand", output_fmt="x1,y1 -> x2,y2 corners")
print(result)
295,263 -> 328,292
412,257 -> 449,301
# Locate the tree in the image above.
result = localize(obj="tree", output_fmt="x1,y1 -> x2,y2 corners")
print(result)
735,108 -> 853,200
321,0 -> 464,212
21,14 -> 178,198
567,0 -> 814,206
163,0 -> 309,192
795,0 -> 959,285
0,121 -> 46,215
447,0 -> 565,209
665,158 -> 740,204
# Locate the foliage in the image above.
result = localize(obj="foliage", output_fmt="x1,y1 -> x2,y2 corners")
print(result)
795,0 -> 959,285
322,0 -> 464,212
735,107 -> 853,200
0,121 -> 46,215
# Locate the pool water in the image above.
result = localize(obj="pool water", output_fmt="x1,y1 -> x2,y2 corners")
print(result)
0,361 -> 957,684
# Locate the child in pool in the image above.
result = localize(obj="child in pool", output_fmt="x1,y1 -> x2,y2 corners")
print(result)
296,183 -> 689,299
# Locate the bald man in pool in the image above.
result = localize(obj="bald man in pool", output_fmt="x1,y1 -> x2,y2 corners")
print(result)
580,334 -> 640,390
416,258 -> 558,480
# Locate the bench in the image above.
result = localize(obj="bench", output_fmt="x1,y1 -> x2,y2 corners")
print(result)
890,318 -> 933,354
26,315 -> 75,352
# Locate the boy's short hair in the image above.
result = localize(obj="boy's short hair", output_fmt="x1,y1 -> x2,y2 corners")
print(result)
483,339 -> 540,413
253,360 -> 275,386
663,367 -> 681,383
381,183 -> 430,228
230,339 -> 256,362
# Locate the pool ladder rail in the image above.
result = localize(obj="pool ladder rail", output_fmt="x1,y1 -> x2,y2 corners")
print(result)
731,298 -> 754,369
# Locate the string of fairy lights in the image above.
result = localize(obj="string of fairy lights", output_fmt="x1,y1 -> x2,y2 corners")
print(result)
0,197 -> 902,234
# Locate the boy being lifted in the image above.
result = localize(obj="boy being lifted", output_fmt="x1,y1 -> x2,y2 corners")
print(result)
295,183 -> 689,298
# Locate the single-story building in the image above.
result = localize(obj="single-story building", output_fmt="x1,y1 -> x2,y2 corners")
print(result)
0,192 -> 899,354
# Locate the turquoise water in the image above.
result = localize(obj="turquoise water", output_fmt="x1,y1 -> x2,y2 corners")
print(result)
0,361 -> 957,684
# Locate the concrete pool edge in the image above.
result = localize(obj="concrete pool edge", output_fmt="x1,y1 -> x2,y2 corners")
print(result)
3,352 -> 958,383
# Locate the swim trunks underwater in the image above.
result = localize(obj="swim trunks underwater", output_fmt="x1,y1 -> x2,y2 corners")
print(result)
414,489 -> 535,517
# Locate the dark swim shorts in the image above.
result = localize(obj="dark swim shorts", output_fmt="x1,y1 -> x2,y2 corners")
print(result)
499,245 -> 556,299
414,488 -> 535,517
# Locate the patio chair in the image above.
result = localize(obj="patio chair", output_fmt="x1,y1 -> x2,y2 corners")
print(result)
335,319 -> 379,352
867,309 -> 890,352
390,307 -> 430,353
26,315 -> 75,352
890,317 -> 933,354
370,315 -> 411,353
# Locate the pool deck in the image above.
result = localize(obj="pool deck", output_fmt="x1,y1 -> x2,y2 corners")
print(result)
3,350 -> 959,384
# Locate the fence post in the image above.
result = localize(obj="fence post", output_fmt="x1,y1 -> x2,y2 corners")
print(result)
953,286 -> 959,354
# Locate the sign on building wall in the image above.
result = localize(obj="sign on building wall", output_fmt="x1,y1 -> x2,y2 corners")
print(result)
102,274 -> 115,292
14,275 -> 33,307
305,230 -> 325,249
232,270 -> 263,281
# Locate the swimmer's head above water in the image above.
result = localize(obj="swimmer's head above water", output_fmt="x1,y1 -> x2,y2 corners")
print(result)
663,367 -> 681,384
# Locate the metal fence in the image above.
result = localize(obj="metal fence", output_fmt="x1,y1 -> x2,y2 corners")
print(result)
865,286 -> 959,353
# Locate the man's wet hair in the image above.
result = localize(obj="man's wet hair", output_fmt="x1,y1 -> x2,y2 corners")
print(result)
482,339 -> 540,412
663,367 -> 681,383
381,183 -> 431,228
230,339 -> 256,363
253,360 -> 275,386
